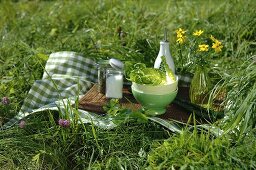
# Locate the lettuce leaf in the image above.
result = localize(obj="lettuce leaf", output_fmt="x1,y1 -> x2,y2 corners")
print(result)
161,56 -> 176,82
124,58 -> 176,85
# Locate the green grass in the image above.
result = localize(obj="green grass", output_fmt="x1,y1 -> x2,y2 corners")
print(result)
0,111 -> 169,169
0,0 -> 256,169
147,128 -> 256,169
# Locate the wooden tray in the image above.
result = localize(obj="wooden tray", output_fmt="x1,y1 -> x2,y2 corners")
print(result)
78,84 -> 198,123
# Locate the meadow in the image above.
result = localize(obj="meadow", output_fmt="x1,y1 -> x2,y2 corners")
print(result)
0,0 -> 256,169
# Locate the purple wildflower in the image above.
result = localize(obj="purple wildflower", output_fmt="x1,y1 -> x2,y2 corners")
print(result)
58,119 -> 70,128
2,96 -> 10,105
19,120 -> 26,128
62,120 -> 70,127
58,119 -> 64,126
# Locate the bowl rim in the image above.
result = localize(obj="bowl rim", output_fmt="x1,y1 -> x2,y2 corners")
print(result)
132,75 -> 179,87
131,85 -> 178,95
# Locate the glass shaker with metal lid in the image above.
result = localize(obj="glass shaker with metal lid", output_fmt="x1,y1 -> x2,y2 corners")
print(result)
96,60 -> 111,94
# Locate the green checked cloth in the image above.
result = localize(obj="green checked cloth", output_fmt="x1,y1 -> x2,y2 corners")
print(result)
2,51 -> 116,129
2,51 -> 187,134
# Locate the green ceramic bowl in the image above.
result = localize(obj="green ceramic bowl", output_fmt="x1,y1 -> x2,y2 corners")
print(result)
132,76 -> 178,95
131,85 -> 178,116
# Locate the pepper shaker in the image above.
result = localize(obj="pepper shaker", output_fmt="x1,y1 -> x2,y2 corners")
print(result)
97,60 -> 110,94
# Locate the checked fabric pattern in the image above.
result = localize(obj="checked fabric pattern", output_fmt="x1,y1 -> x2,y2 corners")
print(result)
21,51 -> 98,113
2,51 -> 116,129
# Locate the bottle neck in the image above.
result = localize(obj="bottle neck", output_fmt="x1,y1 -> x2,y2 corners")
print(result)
159,41 -> 170,55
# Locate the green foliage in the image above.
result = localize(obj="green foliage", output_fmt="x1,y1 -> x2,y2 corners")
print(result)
0,0 -> 256,169
147,129 -> 256,169
0,110 -> 169,169
219,59 -> 256,138
103,99 -> 148,124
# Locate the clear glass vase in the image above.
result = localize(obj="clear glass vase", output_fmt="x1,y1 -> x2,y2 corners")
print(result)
189,66 -> 212,106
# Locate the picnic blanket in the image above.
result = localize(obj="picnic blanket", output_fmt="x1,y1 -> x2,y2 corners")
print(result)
2,51 -> 117,129
2,51 -> 188,134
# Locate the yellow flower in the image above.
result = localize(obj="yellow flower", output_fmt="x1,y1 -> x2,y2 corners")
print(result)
212,41 -> 223,52
176,28 -> 186,35
177,36 -> 186,44
210,35 -> 217,42
193,30 -> 204,36
210,35 -> 223,52
176,28 -> 186,44
198,44 -> 209,52
176,33 -> 183,38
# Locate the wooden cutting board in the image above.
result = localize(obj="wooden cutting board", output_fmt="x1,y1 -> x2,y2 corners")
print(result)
78,84 -> 197,123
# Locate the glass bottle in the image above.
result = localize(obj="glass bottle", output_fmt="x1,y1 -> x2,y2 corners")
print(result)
154,29 -> 175,73
189,66 -> 212,105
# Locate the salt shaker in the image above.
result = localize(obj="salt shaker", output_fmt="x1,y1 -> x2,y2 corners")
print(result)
105,68 -> 123,99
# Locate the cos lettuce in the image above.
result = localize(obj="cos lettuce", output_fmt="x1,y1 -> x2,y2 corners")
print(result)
124,56 -> 176,85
